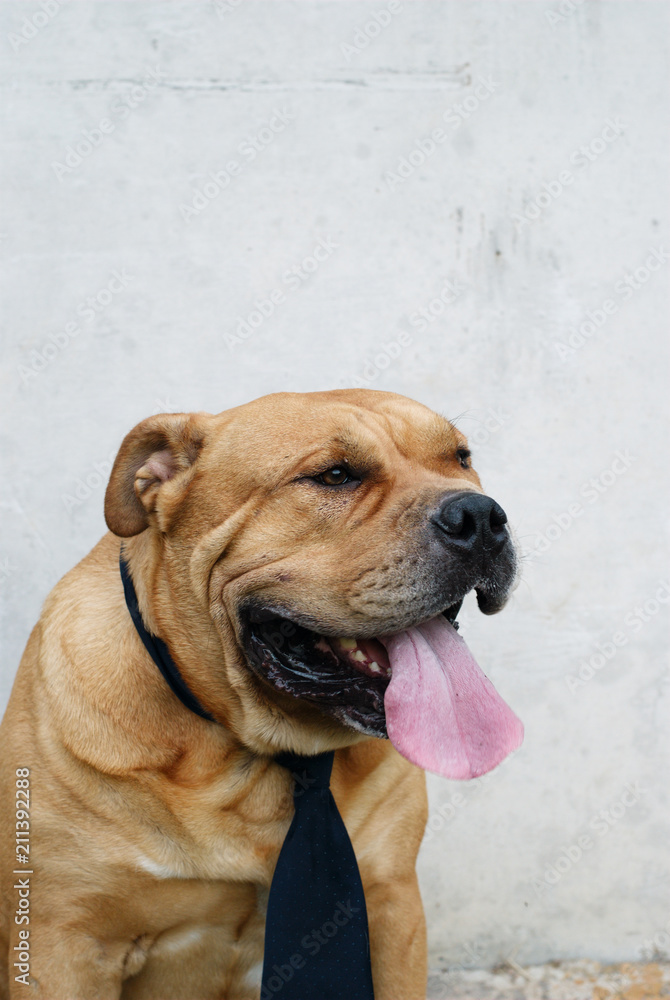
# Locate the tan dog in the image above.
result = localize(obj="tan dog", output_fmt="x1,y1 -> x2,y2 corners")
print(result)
0,389 -> 521,1000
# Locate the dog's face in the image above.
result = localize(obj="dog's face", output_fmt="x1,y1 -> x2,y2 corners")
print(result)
105,390 -> 517,752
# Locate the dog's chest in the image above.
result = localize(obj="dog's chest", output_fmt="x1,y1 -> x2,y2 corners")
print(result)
110,768 -> 284,990
131,757 -> 294,885
116,883 -> 269,995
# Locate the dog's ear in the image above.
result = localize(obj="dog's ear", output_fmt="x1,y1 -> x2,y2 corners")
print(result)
105,412 -> 207,537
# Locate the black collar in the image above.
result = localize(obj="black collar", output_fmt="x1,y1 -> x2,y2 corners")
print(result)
119,553 -> 216,723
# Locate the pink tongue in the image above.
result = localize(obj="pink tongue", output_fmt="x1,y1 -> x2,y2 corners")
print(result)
379,615 -> 523,780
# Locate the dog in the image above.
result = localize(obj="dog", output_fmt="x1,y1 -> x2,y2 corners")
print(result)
0,389 -> 522,999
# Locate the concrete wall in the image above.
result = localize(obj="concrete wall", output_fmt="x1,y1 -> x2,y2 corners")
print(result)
1,0 -> 668,970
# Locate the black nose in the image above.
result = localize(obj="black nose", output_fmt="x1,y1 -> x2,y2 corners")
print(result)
433,492 -> 508,552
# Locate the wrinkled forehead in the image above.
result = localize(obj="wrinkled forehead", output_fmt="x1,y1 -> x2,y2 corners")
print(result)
206,391 -> 465,477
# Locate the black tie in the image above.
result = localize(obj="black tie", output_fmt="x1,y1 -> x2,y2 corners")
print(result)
262,751 -> 375,1000
118,554 -> 375,1000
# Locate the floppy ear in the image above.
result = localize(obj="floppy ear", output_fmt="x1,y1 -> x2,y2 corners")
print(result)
104,412 -> 207,538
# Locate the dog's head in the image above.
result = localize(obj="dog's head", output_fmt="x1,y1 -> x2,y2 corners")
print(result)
105,390 -> 521,773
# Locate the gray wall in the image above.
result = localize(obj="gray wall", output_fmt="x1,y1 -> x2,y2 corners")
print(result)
1,0 -> 668,970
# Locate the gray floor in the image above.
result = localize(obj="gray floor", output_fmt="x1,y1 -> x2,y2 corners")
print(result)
427,960 -> 670,999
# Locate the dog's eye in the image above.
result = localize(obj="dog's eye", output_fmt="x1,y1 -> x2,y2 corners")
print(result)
316,466 -> 351,486
456,448 -> 471,470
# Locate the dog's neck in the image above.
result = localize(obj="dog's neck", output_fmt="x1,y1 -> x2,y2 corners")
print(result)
120,551 -> 216,722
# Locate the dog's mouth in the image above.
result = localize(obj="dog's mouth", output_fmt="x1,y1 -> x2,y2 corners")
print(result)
241,589 -> 524,780
242,601 -> 464,738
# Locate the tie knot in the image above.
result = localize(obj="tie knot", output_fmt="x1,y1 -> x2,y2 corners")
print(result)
275,750 -> 334,791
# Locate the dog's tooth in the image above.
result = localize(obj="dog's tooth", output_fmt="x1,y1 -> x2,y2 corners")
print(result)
368,661 -> 382,674
338,638 -> 357,650
352,650 -> 366,662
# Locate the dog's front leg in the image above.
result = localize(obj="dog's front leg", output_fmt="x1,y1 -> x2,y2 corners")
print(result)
334,746 -> 429,1000
365,873 -> 427,1000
